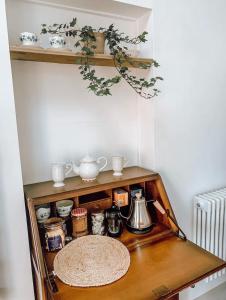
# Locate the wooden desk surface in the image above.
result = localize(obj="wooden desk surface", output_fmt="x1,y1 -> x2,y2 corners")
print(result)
49,236 -> 225,300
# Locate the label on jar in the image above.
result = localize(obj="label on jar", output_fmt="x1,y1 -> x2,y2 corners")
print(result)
46,235 -> 63,251
114,189 -> 128,207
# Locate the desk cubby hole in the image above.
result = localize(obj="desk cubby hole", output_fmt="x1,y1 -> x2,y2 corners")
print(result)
78,191 -> 112,212
145,180 -> 171,229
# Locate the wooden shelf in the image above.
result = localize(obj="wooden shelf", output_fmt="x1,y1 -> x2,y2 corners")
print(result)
24,166 -> 158,204
10,46 -> 153,67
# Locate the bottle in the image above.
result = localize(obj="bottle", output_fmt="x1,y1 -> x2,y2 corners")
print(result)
105,205 -> 123,237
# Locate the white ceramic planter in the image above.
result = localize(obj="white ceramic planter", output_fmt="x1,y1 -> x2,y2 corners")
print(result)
56,200 -> 73,217
49,35 -> 66,48
35,205 -> 51,223
19,32 -> 38,46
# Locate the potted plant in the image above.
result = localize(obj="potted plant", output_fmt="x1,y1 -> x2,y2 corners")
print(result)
41,18 -> 163,99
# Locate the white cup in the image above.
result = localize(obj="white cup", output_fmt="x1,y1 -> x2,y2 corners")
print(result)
52,163 -> 72,187
19,32 -> 38,46
49,35 -> 66,48
35,204 -> 51,223
112,156 -> 128,176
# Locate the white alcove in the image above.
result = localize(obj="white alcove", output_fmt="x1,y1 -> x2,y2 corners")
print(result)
6,0 -> 155,185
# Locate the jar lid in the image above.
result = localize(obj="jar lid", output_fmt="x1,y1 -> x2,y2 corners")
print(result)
91,208 -> 104,215
44,217 -> 64,229
71,208 -> 87,217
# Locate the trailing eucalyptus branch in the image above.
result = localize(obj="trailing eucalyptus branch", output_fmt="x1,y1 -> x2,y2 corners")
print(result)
41,19 -> 163,99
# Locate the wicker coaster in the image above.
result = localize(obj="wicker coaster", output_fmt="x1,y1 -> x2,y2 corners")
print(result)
54,235 -> 130,287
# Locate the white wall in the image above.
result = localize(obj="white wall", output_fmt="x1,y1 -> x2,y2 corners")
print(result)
6,0 -> 150,184
143,0 -> 226,299
0,1 -> 34,300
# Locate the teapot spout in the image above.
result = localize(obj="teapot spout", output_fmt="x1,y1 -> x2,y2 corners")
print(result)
73,163 -> 80,175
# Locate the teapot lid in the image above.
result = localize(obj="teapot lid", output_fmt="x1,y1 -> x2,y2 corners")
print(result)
80,154 -> 95,163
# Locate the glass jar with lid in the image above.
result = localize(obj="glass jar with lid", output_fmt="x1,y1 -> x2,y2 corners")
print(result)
91,209 -> 105,235
71,208 -> 88,238
44,217 -> 65,251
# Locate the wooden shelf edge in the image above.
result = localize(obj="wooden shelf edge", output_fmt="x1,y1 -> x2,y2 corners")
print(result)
10,46 -> 153,68
24,167 -> 159,203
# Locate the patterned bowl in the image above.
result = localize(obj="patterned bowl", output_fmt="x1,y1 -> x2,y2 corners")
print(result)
56,199 -> 74,217
49,35 -> 66,48
19,32 -> 38,46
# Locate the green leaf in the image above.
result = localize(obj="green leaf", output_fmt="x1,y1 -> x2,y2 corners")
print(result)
111,76 -> 121,83
41,28 -> 47,34
70,18 -> 77,27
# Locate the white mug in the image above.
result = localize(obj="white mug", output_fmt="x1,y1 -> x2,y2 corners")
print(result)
52,163 -> 72,187
112,156 -> 128,176
19,32 -> 38,46
49,35 -> 66,48
35,204 -> 51,223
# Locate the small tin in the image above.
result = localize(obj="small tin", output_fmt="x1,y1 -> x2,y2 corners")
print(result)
44,217 -> 65,251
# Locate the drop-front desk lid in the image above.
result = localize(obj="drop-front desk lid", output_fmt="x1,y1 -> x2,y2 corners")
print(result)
49,235 -> 226,300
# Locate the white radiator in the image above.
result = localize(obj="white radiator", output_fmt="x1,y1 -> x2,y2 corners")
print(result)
193,188 -> 226,282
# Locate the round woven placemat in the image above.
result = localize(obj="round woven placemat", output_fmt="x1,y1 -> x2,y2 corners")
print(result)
54,235 -> 130,287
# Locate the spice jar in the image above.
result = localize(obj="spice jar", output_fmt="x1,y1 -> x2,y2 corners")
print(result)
91,210 -> 105,235
71,208 -> 88,238
44,217 -> 65,251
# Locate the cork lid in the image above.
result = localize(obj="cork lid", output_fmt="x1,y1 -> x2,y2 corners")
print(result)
44,217 -> 64,229
71,208 -> 87,217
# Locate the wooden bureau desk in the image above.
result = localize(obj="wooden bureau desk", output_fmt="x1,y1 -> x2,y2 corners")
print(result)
24,167 -> 226,300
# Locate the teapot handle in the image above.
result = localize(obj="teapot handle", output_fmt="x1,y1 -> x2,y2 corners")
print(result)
123,159 -> 129,168
65,162 -> 73,176
97,156 -> 107,172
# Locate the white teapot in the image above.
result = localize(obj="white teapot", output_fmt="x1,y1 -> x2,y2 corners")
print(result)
72,155 -> 107,181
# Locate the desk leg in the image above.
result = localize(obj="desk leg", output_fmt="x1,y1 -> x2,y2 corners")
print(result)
169,294 -> 179,300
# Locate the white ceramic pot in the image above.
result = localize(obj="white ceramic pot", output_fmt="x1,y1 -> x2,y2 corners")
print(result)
19,32 -> 38,46
49,35 -> 66,48
36,205 -> 51,223
56,200 -> 74,217
73,155 -> 107,181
